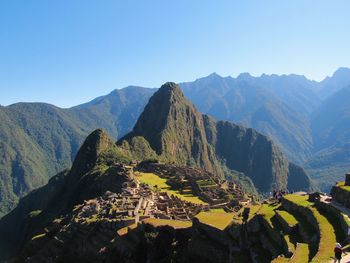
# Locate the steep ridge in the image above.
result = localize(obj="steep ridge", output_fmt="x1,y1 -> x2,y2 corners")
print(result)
120,82 -> 313,192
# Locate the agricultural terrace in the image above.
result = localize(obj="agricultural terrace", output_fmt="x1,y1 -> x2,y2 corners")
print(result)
196,179 -> 216,188
283,194 -> 337,263
335,181 -> 350,192
195,211 -> 235,230
135,172 -> 206,204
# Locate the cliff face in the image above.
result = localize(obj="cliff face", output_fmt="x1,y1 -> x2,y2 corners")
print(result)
206,120 -> 289,192
121,82 -> 312,193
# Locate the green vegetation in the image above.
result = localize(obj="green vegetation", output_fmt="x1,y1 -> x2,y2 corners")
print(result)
195,211 -> 235,230
283,194 -> 337,262
210,208 -> 226,213
283,194 -> 309,207
246,204 -> 262,221
135,172 -> 206,204
310,207 -> 337,262
335,181 -> 350,191
97,145 -> 132,165
289,243 -> 310,263
258,203 -> 280,227
276,210 -> 298,228
196,179 -> 216,188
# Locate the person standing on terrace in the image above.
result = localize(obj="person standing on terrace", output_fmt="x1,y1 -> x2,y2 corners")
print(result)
334,243 -> 343,263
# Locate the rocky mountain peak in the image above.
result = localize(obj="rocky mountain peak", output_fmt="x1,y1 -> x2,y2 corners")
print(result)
69,129 -> 115,180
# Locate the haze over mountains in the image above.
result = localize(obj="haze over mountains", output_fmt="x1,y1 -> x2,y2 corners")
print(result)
1,67 -> 350,216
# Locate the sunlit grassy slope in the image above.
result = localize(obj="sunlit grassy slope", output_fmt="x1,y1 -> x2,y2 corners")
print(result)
135,172 -> 206,204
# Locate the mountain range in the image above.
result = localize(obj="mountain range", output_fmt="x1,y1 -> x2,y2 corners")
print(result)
1,67 -> 350,216
0,82 -> 312,260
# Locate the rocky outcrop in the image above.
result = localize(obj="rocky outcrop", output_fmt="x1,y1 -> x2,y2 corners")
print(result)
331,185 -> 350,208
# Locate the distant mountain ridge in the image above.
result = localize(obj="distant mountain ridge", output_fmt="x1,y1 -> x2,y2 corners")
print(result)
180,74 -> 315,164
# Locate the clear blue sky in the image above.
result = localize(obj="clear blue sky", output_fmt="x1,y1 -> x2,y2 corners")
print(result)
1,0 -> 349,108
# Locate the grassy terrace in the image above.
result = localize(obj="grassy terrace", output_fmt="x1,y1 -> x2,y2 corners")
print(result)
247,204 -> 262,221
117,223 -> 138,236
258,203 -> 296,257
196,179 -> 216,188
142,218 -> 192,229
135,172 -> 206,204
283,194 -> 309,207
283,194 -> 337,263
210,208 -> 226,213
257,203 -> 280,227
276,210 -> 298,228
195,211 -> 235,231
336,181 -> 350,191
289,243 -> 310,263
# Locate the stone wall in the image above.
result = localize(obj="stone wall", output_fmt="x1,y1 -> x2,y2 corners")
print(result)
331,186 -> 350,208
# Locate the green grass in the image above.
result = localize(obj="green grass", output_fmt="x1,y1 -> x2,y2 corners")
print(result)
210,208 -> 226,213
283,194 -> 309,207
276,210 -> 298,228
310,206 -> 337,262
258,203 -> 280,228
136,172 -> 206,204
336,181 -> 350,191
289,243 -> 309,263
195,211 -> 234,230
247,204 -> 262,221
196,179 -> 216,188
